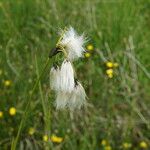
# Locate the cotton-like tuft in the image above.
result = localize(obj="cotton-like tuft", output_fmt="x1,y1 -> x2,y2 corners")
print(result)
59,27 -> 86,61
50,65 -> 60,91
50,60 -> 75,93
68,81 -> 86,110
55,92 -> 70,109
59,59 -> 75,93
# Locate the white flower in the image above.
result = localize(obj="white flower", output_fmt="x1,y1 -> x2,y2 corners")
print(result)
59,27 -> 86,61
68,81 -> 86,110
59,59 -> 75,93
50,65 -> 60,91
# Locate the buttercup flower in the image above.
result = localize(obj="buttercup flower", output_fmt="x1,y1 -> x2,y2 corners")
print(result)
0,111 -> 3,118
58,27 -> 86,61
106,62 -> 113,68
87,44 -> 94,51
113,62 -> 119,67
28,127 -> 35,135
84,52 -> 91,58
107,73 -> 113,78
9,107 -> 16,116
104,145 -> 112,150
106,69 -> 113,75
106,69 -> 113,78
139,141 -> 148,149
43,135 -> 49,142
101,139 -> 108,146
50,134 -> 63,143
4,80 -> 12,87
122,142 -> 132,149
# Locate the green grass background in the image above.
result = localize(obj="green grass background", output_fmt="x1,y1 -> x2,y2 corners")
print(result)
0,0 -> 150,149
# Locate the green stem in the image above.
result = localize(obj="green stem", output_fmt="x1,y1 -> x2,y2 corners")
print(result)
11,58 -> 51,150
35,56 -> 52,149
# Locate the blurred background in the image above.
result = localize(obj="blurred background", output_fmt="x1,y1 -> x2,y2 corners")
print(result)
0,0 -> 150,149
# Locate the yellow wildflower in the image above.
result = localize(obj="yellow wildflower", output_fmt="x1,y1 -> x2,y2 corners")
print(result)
28,127 -> 35,135
113,63 -> 119,67
0,111 -> 3,118
87,44 -> 94,51
85,52 -> 91,58
104,145 -> 112,150
43,135 -> 48,142
108,73 -> 113,78
106,69 -> 113,75
51,134 -> 63,143
4,80 -> 12,87
101,139 -> 107,146
9,107 -> 16,116
122,142 -> 132,149
106,62 -> 113,68
139,141 -> 148,149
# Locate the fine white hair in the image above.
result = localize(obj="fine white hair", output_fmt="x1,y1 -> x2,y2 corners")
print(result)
50,60 -> 75,93
59,59 -> 75,93
68,81 -> 86,110
50,27 -> 87,110
50,65 -> 60,91
59,27 -> 86,61
54,81 -> 87,110
55,92 -> 70,109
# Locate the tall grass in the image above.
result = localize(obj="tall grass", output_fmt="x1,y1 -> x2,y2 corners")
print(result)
0,0 -> 150,149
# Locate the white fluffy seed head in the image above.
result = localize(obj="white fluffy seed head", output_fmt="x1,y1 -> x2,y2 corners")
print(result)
50,60 -> 75,93
50,65 -> 60,91
55,92 -> 70,109
68,81 -> 86,110
59,59 -> 75,93
59,27 -> 86,61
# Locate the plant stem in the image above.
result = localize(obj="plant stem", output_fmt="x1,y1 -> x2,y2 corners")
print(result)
11,58 -> 51,150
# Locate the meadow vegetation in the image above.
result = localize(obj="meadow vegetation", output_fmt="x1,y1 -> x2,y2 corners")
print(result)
0,0 -> 150,149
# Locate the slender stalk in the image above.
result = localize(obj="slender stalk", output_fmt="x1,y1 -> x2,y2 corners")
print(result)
35,56 -> 52,149
11,58 -> 51,150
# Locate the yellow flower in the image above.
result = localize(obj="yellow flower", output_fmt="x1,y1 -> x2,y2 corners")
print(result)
28,127 -> 35,135
50,134 -> 63,143
101,139 -> 107,146
106,69 -> 113,75
0,111 -> 3,118
43,135 -> 48,142
85,52 -> 91,58
113,63 -> 119,67
9,107 -> 16,116
4,80 -> 12,87
139,141 -> 148,149
87,44 -> 94,51
108,73 -> 113,78
106,62 -> 113,68
122,142 -> 132,149
104,145 -> 112,150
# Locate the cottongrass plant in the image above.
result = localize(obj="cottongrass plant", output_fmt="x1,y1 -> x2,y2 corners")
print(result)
12,27 -> 87,150
50,27 -> 87,110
